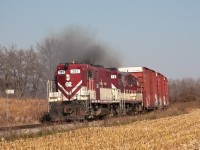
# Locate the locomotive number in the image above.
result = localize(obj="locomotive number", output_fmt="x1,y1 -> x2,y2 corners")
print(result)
58,70 -> 65,75
111,75 -> 117,79
70,69 -> 80,74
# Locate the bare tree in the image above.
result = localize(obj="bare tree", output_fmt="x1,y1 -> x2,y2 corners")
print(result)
169,78 -> 200,102
0,45 -> 46,98
23,48 -> 46,98
37,38 -> 59,80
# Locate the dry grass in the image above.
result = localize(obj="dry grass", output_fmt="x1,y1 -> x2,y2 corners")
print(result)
0,108 -> 200,149
0,98 -> 48,127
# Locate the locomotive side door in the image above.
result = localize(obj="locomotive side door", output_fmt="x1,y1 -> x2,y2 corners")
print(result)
87,68 -> 97,100
94,70 -> 100,100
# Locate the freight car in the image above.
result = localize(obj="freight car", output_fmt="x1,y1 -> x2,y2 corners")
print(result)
118,67 -> 169,109
47,62 -> 168,121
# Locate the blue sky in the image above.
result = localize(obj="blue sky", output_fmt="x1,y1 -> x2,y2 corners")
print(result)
0,1 -> 200,79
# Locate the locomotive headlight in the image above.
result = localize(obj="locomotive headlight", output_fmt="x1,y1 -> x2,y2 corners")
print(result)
66,74 -> 70,81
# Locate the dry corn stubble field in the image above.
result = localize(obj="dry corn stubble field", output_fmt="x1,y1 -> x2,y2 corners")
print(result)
0,108 -> 200,149
0,98 -> 48,127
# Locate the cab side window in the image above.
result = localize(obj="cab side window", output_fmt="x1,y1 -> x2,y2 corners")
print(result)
129,77 -> 136,87
88,69 -> 94,79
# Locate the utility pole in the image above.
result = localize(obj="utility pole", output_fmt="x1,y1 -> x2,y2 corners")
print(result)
5,89 -> 14,126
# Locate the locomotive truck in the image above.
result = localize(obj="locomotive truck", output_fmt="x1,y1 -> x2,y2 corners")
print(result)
47,61 -> 169,121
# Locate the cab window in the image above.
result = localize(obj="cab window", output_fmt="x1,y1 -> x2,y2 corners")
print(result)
88,69 -> 94,79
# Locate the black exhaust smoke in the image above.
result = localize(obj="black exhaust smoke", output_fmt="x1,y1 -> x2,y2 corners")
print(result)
58,27 -> 121,67
38,26 -> 121,78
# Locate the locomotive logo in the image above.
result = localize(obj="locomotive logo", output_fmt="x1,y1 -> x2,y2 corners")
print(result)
65,82 -> 72,87
58,80 -> 83,98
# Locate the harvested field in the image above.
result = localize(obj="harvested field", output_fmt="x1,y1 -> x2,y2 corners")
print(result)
1,108 -> 200,149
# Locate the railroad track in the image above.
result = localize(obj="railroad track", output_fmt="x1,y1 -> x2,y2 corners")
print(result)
0,124 -> 46,132
0,121 -> 83,133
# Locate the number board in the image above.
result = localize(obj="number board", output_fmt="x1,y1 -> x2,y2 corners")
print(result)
70,69 -> 80,74
58,70 -> 65,75
111,75 -> 117,79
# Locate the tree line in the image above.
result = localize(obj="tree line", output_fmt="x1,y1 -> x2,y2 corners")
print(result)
169,78 -> 200,103
0,45 -> 45,98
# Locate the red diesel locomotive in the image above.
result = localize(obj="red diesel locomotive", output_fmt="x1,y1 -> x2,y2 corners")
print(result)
47,62 -> 168,121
